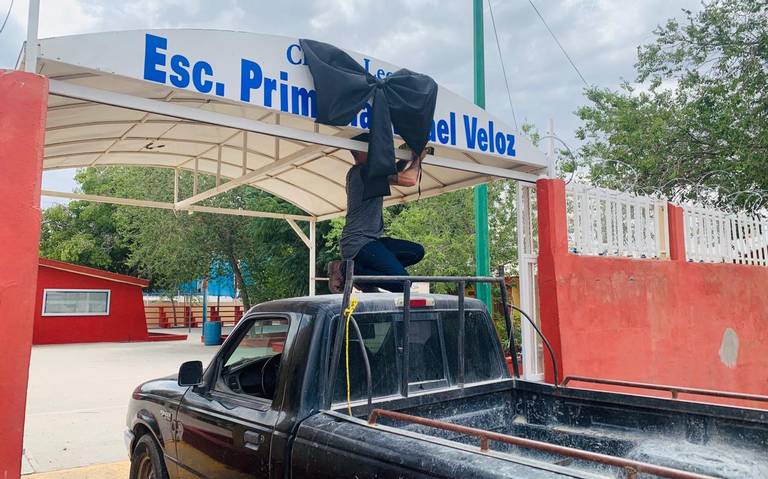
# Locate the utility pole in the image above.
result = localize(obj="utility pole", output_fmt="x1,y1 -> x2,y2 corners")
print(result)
473,0 -> 492,308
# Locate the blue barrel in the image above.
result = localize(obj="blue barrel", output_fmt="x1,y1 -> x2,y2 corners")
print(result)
203,321 -> 222,346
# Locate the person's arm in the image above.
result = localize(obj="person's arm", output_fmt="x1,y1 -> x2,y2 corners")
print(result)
389,150 -> 426,187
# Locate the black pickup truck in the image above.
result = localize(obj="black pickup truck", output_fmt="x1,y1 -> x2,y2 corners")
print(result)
126,277 -> 768,479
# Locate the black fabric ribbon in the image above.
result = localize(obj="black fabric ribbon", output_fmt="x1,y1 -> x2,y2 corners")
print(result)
299,39 -> 438,199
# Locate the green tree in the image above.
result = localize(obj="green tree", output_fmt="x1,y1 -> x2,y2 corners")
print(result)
325,179 -> 520,290
576,0 -> 768,212
46,166 -> 332,309
40,201 -> 131,273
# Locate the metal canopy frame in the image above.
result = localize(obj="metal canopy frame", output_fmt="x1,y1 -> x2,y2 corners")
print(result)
25,2 -> 548,298
41,80 -> 539,296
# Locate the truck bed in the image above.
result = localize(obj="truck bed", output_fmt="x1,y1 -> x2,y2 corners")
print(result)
292,379 -> 768,478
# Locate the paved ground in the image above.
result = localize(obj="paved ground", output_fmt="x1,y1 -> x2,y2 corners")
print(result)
22,329 -> 229,475
23,461 -> 129,478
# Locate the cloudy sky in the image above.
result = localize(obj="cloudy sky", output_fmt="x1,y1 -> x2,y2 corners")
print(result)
0,0 -> 702,206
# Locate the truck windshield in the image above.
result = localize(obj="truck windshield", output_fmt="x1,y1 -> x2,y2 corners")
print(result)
332,309 -> 503,405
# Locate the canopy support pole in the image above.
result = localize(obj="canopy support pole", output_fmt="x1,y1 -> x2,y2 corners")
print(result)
285,218 -> 317,296
309,220 -> 317,296
24,0 -> 40,73
286,219 -> 311,246
547,119 -> 557,177
193,158 -> 199,195
174,168 -> 179,203
216,145 -> 222,187
242,132 -> 248,176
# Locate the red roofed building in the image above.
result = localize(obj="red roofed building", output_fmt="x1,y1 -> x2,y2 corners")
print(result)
33,258 -> 150,344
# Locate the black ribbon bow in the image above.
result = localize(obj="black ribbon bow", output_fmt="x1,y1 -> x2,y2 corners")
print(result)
299,39 -> 438,199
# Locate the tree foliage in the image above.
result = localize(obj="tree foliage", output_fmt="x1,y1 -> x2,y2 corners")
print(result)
325,178 -> 520,294
576,0 -> 768,212
41,167 -> 332,309
40,201 -> 130,272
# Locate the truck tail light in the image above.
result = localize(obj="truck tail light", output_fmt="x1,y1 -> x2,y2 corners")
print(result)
395,297 -> 435,308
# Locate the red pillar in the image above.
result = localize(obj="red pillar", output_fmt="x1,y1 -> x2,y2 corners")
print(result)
0,71 -> 48,477
667,203 -> 687,262
536,178 -> 568,384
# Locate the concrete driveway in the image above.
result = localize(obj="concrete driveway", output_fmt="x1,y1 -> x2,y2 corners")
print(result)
22,330 -> 225,475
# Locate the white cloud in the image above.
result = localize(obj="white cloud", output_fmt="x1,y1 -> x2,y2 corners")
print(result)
7,0 -> 101,38
309,0 -> 369,30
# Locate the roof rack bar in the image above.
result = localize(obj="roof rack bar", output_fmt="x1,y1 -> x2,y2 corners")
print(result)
326,260 -> 356,408
353,275 -> 502,283
457,281 -> 466,388
327,267 -> 559,413
401,280 -> 412,398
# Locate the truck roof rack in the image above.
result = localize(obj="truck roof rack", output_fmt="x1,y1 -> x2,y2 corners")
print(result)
326,260 -> 559,414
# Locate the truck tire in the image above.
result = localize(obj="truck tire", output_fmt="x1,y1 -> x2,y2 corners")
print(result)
130,433 -> 169,479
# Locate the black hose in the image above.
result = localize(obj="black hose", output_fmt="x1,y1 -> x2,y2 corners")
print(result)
509,304 -> 560,387
349,316 -> 373,414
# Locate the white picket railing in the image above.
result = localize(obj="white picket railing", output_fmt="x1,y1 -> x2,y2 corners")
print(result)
682,205 -> 768,266
566,183 -> 669,259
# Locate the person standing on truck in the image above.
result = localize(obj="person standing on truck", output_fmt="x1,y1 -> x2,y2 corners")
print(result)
328,134 -> 426,293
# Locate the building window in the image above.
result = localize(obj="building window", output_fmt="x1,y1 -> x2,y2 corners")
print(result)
42,289 -> 111,316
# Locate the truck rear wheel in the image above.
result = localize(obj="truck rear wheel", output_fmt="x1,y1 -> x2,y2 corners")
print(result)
130,434 -> 169,479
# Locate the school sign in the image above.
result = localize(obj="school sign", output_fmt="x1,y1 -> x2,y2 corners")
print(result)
37,29 -> 544,165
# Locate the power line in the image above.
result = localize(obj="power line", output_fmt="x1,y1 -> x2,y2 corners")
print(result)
486,0 -> 518,130
0,0 -> 13,35
527,0 -> 589,87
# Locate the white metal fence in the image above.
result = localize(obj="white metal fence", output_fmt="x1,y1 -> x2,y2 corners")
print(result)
566,183 -> 669,259
683,205 -> 768,266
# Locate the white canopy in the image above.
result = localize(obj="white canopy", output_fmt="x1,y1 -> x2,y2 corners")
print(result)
26,29 -> 549,220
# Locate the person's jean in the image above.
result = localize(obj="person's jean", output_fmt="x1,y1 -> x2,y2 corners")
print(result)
353,237 -> 425,292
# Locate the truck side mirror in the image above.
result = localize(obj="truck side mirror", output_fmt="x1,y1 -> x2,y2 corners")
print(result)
178,360 -> 204,387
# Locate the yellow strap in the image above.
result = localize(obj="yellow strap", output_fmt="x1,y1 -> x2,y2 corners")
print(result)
343,297 -> 359,416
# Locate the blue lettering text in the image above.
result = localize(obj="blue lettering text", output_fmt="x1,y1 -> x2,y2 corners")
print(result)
192,61 -> 214,93
143,34 -> 167,83
169,54 -> 190,88
240,59 -> 263,102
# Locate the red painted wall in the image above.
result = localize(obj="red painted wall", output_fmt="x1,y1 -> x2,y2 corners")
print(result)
0,71 -> 48,478
537,179 -> 768,409
33,265 -> 150,344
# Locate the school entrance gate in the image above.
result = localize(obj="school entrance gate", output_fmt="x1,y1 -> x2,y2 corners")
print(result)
1,21 -> 550,476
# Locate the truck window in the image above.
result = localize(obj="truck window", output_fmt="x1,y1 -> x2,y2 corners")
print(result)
216,317 -> 290,401
332,314 -> 400,404
332,309 -> 503,405
225,318 -> 289,367
442,310 -> 504,383
399,316 -> 450,393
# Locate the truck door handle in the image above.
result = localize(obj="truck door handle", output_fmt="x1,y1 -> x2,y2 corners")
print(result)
244,430 -> 264,451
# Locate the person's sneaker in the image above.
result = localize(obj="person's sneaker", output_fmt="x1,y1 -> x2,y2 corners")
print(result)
327,261 -> 345,294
